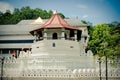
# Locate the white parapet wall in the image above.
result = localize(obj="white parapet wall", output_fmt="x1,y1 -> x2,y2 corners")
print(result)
0,50 -> 120,80
31,40 -> 81,56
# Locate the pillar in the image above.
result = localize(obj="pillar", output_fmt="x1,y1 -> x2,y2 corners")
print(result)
86,35 -> 90,44
43,29 -> 47,40
61,28 -> 65,40
74,30 -> 77,41
81,35 -> 85,42
34,31 -> 37,42
8,50 -> 10,54
17,50 -> 19,58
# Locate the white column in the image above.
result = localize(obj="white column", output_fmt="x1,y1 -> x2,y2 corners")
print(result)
61,28 -> 65,40
34,31 -> 37,42
81,35 -> 84,42
44,33 -> 47,40
8,50 -> 10,54
17,50 -> 19,58
74,30 -> 77,41
44,29 -> 47,40
86,35 -> 90,44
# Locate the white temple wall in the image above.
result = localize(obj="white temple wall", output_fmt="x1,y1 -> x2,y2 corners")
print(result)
0,43 -> 31,48
78,27 -> 88,36
31,40 -> 81,56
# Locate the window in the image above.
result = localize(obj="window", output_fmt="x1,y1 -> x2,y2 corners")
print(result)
53,43 -> 56,47
84,36 -> 87,42
65,33 -> 67,39
52,33 -> 58,39
70,46 -> 74,48
37,46 -> 39,48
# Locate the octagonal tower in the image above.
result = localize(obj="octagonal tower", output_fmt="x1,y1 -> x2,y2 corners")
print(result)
28,12 -> 90,70
30,13 -> 82,57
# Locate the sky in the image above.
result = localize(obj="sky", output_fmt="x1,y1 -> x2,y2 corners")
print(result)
0,0 -> 120,25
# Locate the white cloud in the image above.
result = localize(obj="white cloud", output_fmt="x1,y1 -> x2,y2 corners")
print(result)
76,4 -> 88,9
0,2 -> 14,13
82,15 -> 88,18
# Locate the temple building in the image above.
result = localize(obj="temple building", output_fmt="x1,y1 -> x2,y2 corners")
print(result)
0,12 -> 119,80
0,13 -> 88,57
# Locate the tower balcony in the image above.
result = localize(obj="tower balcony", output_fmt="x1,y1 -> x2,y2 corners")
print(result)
35,37 -> 77,42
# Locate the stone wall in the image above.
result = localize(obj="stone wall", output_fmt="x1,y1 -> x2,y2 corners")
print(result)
1,68 -> 120,80
0,47 -> 120,80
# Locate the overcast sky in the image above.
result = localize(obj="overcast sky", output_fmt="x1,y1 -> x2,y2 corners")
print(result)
0,0 -> 120,25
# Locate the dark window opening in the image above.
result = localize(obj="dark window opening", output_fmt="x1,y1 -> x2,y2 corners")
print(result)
70,30 -> 74,37
84,36 -> 87,42
70,46 -> 74,48
65,34 -> 67,39
38,31 -> 43,40
37,46 -> 39,48
77,30 -> 82,41
52,33 -> 58,39
53,43 -> 56,47
70,30 -> 74,40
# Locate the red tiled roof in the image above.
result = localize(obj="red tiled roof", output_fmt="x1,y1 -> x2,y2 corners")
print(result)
31,13 -> 80,32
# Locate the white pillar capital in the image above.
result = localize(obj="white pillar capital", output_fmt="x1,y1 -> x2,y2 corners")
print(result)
43,29 -> 47,40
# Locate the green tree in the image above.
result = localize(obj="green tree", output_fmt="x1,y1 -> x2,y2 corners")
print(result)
108,23 -> 120,60
81,20 -> 92,26
32,8 -> 42,19
20,6 -> 33,19
48,10 -> 53,18
0,6 -> 65,24
13,8 -> 20,14
58,13 -> 65,19
81,20 -> 88,24
0,11 -> 3,24
0,11 -> 3,16
1,10 -> 12,24
87,24 -> 111,57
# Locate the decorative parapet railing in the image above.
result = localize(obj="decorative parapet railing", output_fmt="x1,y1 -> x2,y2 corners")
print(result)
36,37 -> 77,41
0,51 -> 120,79
2,68 -> 119,78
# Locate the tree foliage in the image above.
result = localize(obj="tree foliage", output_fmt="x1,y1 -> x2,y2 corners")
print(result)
87,23 -> 120,60
108,23 -> 120,60
0,6 -> 65,24
87,24 -> 111,57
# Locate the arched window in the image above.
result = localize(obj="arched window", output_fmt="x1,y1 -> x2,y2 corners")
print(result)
84,36 -> 87,42
69,30 -> 74,40
70,30 -> 74,37
77,30 -> 82,41
38,31 -> 43,40
52,33 -> 58,39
